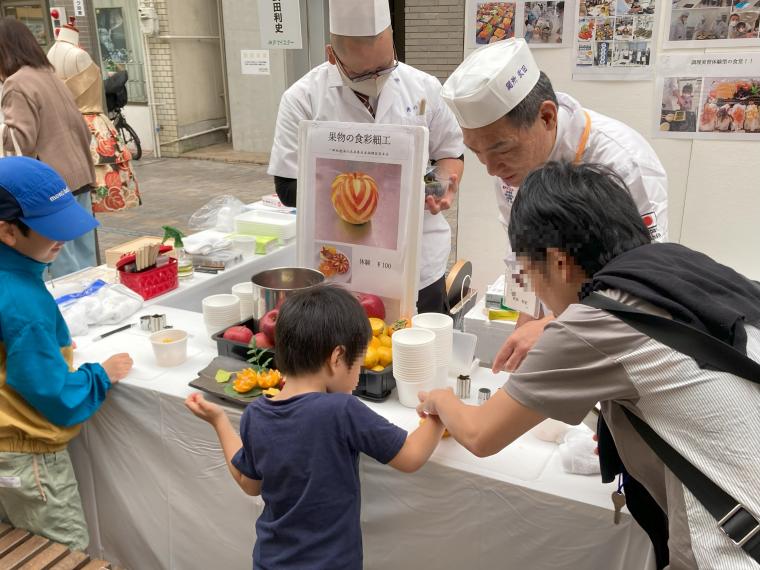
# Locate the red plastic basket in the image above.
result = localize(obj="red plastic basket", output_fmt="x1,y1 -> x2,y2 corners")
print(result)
116,247 -> 179,300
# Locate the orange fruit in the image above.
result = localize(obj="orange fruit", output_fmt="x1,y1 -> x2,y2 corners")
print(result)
378,334 -> 392,348
377,346 -> 392,367
363,347 -> 379,369
369,318 -> 386,336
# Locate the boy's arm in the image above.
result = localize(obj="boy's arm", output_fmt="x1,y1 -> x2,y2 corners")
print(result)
185,393 -> 261,496
388,415 -> 446,473
418,388 -> 545,458
212,414 -> 262,497
5,321 -> 112,427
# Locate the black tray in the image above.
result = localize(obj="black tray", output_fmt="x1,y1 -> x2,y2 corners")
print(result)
211,317 -> 276,366
189,355 -> 264,408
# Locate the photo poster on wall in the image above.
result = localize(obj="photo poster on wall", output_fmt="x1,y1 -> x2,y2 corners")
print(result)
572,0 -> 658,79
663,0 -> 760,49
465,0 -> 575,50
654,53 -> 760,139
296,121 -> 429,322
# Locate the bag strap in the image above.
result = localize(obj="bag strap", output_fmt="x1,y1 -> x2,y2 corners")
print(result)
0,124 -> 23,158
583,293 -> 760,384
583,293 -> 760,561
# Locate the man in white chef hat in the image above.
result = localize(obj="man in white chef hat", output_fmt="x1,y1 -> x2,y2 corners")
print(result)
268,0 -> 465,314
441,38 -> 668,372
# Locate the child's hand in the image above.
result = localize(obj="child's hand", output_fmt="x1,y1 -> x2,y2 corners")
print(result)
102,353 -> 133,383
185,393 -> 225,425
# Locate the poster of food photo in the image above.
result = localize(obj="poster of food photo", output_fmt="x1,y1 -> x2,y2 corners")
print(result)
297,121 -> 428,319
573,0 -> 656,78
664,0 -> 760,47
465,0 -> 573,50
654,53 -> 760,139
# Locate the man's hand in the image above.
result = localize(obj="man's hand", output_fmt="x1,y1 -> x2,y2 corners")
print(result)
425,172 -> 459,215
185,393 -> 226,426
416,387 -> 455,418
102,353 -> 133,384
491,315 -> 553,373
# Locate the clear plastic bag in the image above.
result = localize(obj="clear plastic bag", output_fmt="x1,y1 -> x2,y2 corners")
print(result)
56,280 -> 144,335
188,195 -> 246,233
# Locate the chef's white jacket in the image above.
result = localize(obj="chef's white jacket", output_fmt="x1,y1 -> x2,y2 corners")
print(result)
268,62 -> 465,289
496,92 -> 669,266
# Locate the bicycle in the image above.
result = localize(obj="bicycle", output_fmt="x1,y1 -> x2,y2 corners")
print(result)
104,70 -> 142,161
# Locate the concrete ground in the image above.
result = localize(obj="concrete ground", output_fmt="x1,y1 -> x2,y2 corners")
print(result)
96,152 -> 459,267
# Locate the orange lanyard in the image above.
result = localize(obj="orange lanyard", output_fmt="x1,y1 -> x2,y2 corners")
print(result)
574,111 -> 592,164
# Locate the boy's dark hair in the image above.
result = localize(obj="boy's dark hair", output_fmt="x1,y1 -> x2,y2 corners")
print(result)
274,284 -> 371,377
682,83 -> 693,94
508,161 -> 651,276
5,219 -> 30,236
0,18 -> 54,80
504,72 -> 558,129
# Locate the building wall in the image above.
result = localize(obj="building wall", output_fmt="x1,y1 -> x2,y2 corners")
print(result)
403,0 -> 465,82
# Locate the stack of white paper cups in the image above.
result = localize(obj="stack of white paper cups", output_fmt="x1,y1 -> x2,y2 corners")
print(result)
392,328 -> 436,408
412,313 -> 454,389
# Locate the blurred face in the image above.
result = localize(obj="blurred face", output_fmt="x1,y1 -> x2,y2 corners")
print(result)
462,102 -> 558,187
518,249 -> 588,315
326,349 -> 364,394
327,29 -> 395,81
0,222 -> 64,264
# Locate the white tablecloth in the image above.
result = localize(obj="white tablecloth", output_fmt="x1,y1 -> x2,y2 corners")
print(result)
69,305 -> 654,570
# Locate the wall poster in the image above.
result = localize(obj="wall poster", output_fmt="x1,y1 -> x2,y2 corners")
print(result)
655,53 -> 760,139
664,0 -> 760,48
573,0 -> 658,79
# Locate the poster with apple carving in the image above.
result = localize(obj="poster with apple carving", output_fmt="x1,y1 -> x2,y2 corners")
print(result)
297,121 -> 429,321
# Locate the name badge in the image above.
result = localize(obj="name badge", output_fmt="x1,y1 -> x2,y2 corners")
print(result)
0,477 -> 21,488
504,268 -> 541,319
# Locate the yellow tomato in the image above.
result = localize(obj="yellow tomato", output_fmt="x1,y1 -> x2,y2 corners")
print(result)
378,334 -> 392,348
377,346 -> 392,367
369,336 -> 381,349
369,318 -> 386,337
364,347 -> 379,369
371,365 -> 385,372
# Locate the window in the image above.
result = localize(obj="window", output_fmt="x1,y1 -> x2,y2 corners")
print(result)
2,2 -> 52,48
93,0 -> 147,103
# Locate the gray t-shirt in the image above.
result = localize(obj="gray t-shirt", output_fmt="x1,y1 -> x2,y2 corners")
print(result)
505,290 -> 760,570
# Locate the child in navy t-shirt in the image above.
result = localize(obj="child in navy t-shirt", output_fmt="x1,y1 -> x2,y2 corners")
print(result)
186,285 -> 445,569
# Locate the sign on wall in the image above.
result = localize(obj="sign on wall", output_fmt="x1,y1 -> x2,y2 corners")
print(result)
241,50 -> 271,75
465,0 -> 574,50
572,0 -> 658,79
663,1 -> 760,49
74,0 -> 86,18
654,53 -> 760,140
257,0 -> 303,50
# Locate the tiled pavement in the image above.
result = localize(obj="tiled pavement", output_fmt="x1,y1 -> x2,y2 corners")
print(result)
96,154 -> 459,267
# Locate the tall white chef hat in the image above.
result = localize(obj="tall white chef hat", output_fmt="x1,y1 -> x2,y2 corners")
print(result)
442,39 -> 541,129
329,0 -> 391,37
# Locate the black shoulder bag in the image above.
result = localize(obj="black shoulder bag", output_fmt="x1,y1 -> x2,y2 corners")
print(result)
583,292 -> 760,562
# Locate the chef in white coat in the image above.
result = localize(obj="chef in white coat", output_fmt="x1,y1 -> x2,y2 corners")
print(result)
268,0 -> 465,314
441,38 -> 668,371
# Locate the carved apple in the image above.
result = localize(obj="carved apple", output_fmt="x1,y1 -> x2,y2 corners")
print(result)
331,172 -> 379,225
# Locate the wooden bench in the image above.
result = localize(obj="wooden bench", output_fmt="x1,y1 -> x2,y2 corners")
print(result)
0,523 -> 124,570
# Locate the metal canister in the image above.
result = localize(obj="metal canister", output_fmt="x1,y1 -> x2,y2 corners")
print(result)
250,267 -> 325,319
456,375 -> 471,400
478,388 -> 492,405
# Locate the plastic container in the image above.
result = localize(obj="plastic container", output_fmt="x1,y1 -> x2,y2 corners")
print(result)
234,211 -> 296,242
116,245 -> 178,301
211,317 -> 276,365
150,329 -> 188,367
353,366 -> 396,402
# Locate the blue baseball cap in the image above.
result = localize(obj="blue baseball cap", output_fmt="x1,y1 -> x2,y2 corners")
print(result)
0,157 -> 99,241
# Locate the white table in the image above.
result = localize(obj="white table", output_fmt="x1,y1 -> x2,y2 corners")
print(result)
69,305 -> 654,570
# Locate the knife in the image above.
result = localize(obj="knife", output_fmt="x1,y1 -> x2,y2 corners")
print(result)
92,323 -> 136,342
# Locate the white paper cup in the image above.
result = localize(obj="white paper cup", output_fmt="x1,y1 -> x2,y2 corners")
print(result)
150,329 -> 188,367
396,376 -> 435,408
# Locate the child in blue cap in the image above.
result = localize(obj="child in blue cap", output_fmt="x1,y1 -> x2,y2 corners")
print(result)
0,157 -> 133,550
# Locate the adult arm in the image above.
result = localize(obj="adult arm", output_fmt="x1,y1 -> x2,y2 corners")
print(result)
1,89 -> 40,156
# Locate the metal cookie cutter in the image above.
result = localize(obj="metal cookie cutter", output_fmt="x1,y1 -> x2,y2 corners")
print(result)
149,314 -> 167,333
456,375 -> 471,400
140,315 -> 152,331
478,388 -> 492,405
